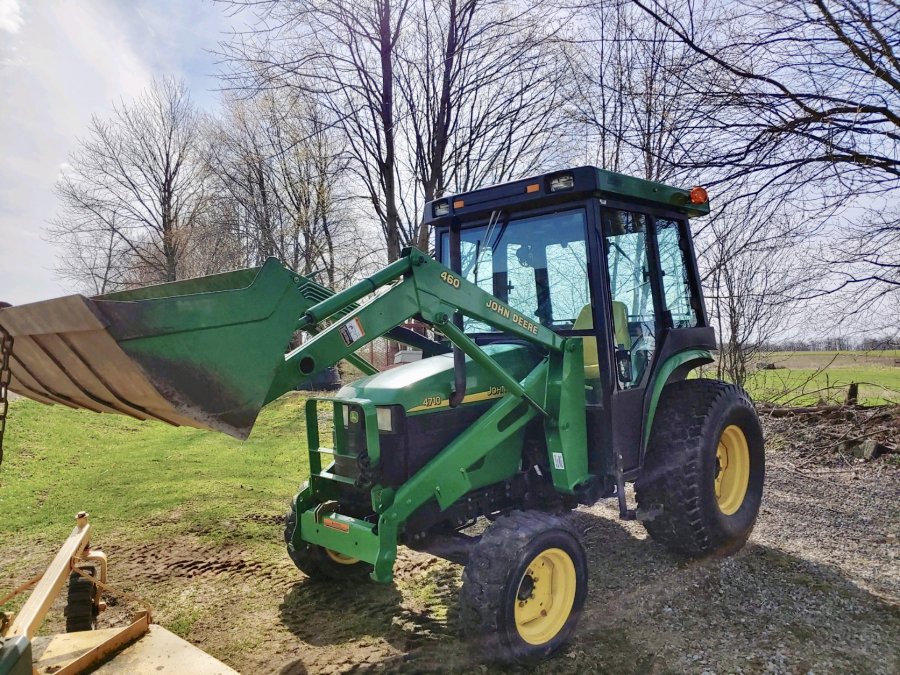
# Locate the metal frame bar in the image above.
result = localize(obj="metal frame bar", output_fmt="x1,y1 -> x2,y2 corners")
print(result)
2,513 -> 152,675
280,247 -> 591,582
7,513 -> 93,640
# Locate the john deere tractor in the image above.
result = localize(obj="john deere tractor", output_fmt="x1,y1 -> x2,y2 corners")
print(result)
0,166 -> 764,664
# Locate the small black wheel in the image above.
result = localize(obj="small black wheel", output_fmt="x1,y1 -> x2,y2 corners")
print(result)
636,379 -> 765,557
459,510 -> 587,663
64,566 -> 98,632
284,505 -> 372,581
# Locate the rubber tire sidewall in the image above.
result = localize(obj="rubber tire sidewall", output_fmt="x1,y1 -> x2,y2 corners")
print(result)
461,512 -> 588,664
638,379 -> 765,557
499,529 -> 588,662
65,567 -> 97,632
701,396 -> 765,546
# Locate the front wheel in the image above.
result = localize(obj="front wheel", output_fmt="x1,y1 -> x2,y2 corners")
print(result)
459,511 -> 587,663
636,379 -> 765,557
284,505 -> 372,581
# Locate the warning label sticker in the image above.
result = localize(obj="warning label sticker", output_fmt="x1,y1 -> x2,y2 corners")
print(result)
552,452 -> 565,470
339,317 -> 365,346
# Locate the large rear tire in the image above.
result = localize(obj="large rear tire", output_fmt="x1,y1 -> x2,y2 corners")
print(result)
459,511 -> 587,663
284,505 -> 372,581
635,379 -> 764,557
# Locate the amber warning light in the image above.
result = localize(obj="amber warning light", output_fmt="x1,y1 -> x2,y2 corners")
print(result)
689,186 -> 709,204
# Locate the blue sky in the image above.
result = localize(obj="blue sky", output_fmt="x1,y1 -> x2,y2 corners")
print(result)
0,0 -> 231,304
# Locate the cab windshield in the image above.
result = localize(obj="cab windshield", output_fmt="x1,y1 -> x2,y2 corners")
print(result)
440,209 -> 589,333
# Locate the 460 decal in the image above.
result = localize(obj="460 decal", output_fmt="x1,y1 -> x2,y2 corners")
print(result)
440,271 -> 461,288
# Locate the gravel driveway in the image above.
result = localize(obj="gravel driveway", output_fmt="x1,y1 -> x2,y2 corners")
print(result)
270,436 -> 900,674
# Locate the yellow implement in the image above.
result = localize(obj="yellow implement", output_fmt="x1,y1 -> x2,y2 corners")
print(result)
0,512 -> 236,675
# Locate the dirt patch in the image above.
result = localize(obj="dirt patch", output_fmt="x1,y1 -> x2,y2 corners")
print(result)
244,513 -> 287,526
115,539 -> 273,582
107,444 -> 896,675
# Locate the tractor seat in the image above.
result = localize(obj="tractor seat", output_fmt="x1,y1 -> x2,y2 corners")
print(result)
573,302 -> 631,379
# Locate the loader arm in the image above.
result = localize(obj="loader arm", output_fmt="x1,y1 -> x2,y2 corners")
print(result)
0,248 -> 568,442
279,248 -> 589,582
264,247 -> 567,405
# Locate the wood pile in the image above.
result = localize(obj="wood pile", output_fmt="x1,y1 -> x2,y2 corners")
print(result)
756,402 -> 899,467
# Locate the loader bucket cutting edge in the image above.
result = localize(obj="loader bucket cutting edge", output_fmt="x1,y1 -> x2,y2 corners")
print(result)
0,259 -> 315,439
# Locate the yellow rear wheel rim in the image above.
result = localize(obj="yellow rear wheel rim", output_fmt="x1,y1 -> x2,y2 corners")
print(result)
715,424 -> 750,515
513,548 -> 577,645
325,549 -> 360,565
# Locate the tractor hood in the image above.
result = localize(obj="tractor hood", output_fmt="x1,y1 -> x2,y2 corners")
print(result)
337,343 -> 543,415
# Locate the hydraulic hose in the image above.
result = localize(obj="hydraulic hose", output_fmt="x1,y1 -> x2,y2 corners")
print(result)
448,221 -> 466,407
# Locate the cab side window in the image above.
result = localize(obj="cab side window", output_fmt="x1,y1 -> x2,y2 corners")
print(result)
602,209 -> 657,388
655,218 -> 699,328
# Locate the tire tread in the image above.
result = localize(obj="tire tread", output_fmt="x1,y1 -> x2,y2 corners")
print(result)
64,568 -> 97,633
459,510 -> 584,661
635,378 -> 760,556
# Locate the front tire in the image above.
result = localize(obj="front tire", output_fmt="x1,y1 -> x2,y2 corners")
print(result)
636,379 -> 765,557
284,505 -> 372,581
459,511 -> 587,663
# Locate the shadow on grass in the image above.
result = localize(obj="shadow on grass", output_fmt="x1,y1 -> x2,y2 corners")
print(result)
275,509 -> 900,674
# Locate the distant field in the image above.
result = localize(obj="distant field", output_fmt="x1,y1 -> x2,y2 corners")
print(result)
742,350 -> 900,406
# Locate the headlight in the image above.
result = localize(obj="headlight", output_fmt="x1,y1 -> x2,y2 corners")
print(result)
341,405 -> 349,427
549,173 -> 574,192
432,200 -> 450,217
376,407 -> 394,432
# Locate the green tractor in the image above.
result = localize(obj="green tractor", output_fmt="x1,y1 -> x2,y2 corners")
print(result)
0,166 -> 764,664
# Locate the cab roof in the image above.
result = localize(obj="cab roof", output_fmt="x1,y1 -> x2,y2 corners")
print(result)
423,166 -> 710,225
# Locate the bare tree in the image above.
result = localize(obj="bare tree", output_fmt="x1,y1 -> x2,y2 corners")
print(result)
810,205 -> 900,337
629,0 -> 899,334
50,77 -> 208,286
204,90 -> 369,287
397,0 -> 573,249
205,96 -> 282,266
51,226 -> 129,295
569,0 -> 720,183
630,0 -> 898,194
569,0 -> 823,377
221,0 -> 573,259
222,0 -> 410,259
705,209 -> 810,385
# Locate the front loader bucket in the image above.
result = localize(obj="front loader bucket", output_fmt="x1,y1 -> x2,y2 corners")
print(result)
0,259 -> 319,439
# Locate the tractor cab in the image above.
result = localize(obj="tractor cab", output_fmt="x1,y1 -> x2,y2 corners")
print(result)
427,166 -> 716,480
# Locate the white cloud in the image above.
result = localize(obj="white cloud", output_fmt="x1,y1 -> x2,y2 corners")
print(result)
0,0 -> 228,305
0,0 -> 23,34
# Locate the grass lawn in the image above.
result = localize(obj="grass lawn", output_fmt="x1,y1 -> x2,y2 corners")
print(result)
744,366 -> 900,405
1,371 -> 898,673
1,395 -> 468,671
0,394 -> 315,546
